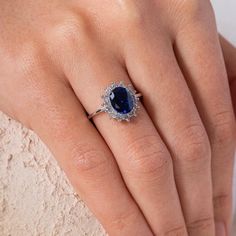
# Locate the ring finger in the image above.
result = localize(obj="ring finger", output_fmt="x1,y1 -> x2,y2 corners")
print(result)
64,45 -> 187,235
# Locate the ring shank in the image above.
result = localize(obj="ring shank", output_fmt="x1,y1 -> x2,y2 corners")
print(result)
88,108 -> 105,120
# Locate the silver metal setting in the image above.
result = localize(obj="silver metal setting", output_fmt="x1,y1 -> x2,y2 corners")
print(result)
88,81 -> 142,122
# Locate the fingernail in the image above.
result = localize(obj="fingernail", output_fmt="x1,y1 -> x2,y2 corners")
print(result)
215,222 -> 226,236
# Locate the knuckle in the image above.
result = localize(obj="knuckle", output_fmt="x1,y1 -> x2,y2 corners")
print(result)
125,135 -> 171,179
177,0 -> 213,19
71,143 -> 111,175
174,123 -> 211,163
126,11 -> 143,27
163,225 -> 187,236
187,217 -> 214,232
121,2 -> 144,27
109,209 -> 139,233
213,193 -> 232,211
211,110 -> 236,147
172,0 -> 214,29
51,16 -> 90,48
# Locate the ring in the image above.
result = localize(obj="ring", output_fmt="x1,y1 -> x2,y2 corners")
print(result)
88,81 -> 142,122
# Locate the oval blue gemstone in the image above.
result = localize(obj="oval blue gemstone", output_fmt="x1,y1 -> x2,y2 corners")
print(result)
109,87 -> 134,114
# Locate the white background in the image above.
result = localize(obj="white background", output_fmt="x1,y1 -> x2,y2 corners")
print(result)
212,0 -> 236,45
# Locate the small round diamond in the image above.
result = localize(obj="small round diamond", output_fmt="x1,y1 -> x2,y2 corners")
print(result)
109,87 -> 134,114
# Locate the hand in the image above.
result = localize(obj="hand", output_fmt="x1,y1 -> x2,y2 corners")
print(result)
0,1 -> 235,235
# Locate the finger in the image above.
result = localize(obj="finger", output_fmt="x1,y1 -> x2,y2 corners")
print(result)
64,49 -> 187,235
219,35 -> 236,114
219,35 -> 236,81
124,29 -> 215,235
173,8 -> 236,236
24,74 -> 153,236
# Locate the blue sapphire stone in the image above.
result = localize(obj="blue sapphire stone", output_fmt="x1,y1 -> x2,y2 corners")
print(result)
109,87 -> 134,114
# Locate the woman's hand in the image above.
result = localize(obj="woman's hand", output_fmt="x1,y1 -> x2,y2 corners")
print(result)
0,1 -> 235,235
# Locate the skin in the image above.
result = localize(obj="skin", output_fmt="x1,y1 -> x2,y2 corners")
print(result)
220,36 -> 236,115
0,0 -> 235,235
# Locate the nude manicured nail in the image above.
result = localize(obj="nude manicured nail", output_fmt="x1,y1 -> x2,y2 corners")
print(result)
215,222 -> 226,236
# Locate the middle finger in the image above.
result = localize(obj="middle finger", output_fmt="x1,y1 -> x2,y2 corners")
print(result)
124,30 -> 215,235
